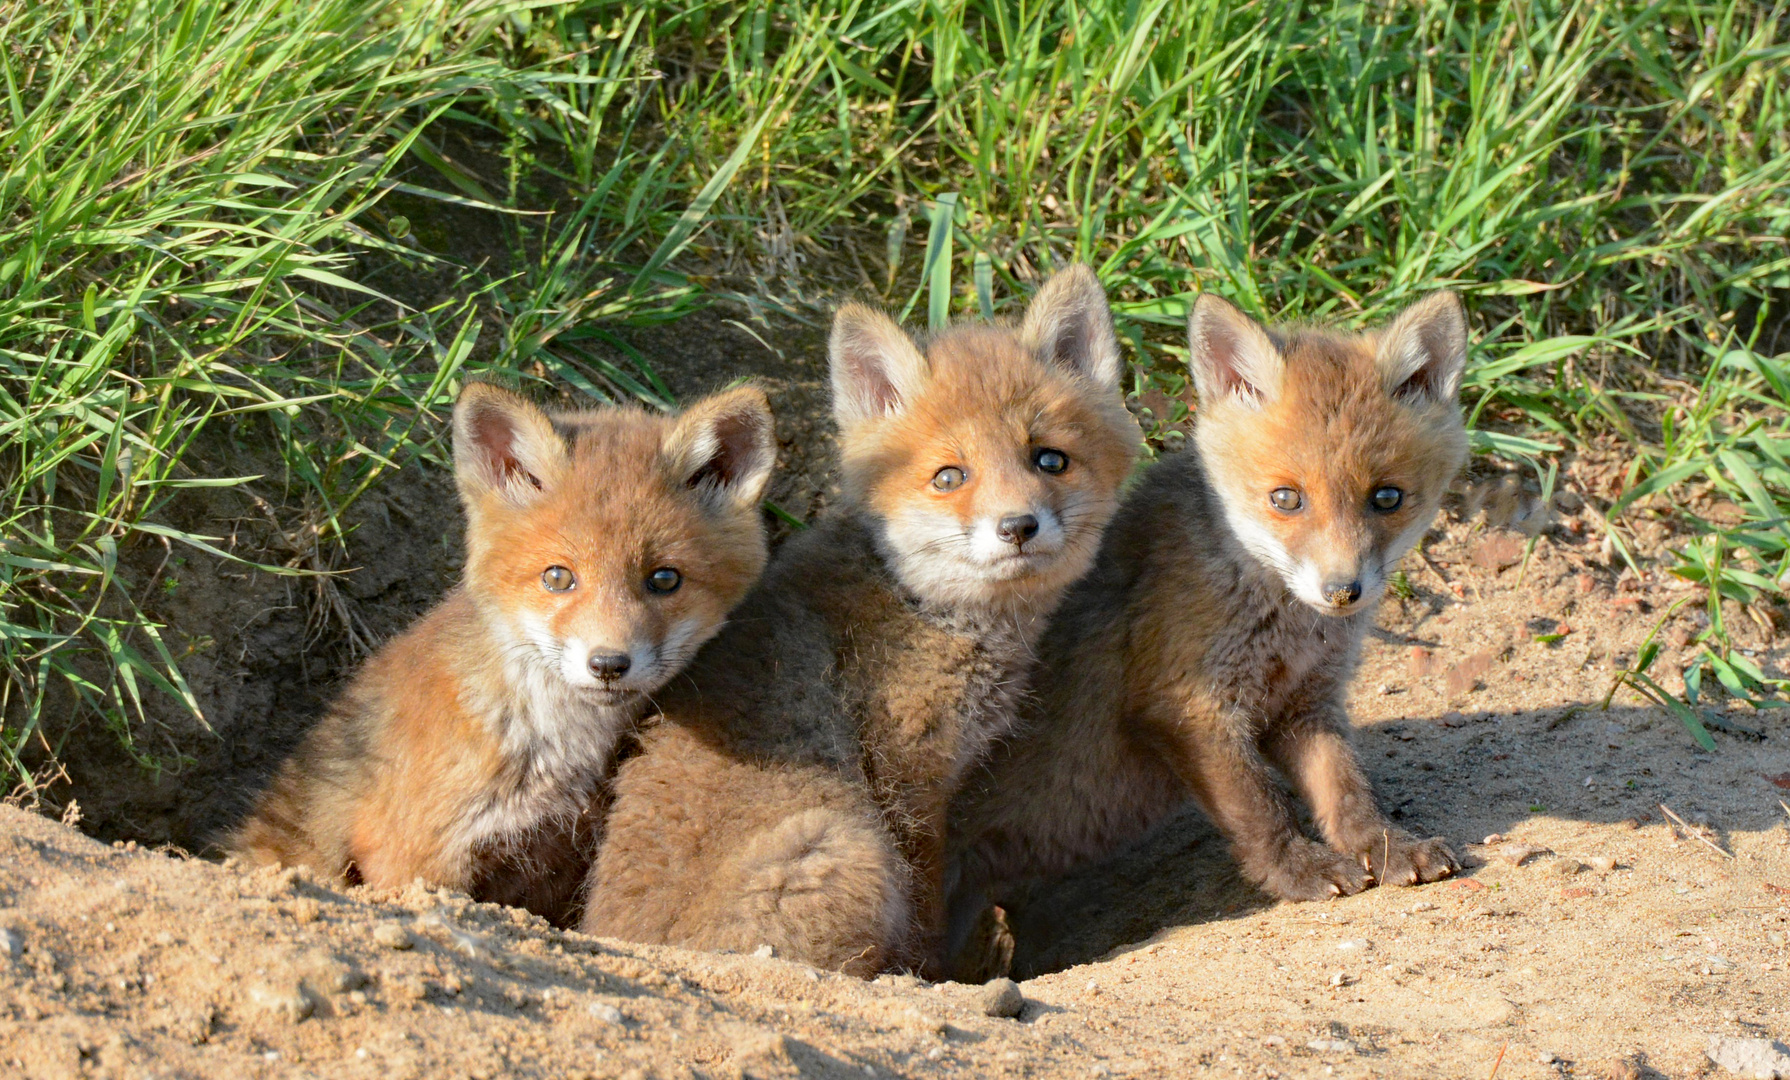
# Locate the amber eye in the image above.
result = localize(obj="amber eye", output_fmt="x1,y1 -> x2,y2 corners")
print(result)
1269,487 -> 1303,512
932,466 -> 967,492
542,566 -> 576,592
1034,448 -> 1069,474
1371,486 -> 1404,512
645,567 -> 682,594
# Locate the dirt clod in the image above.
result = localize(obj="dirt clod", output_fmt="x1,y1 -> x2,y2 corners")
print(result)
371,922 -> 412,950
1706,1035 -> 1790,1078
981,976 -> 1026,1018
249,981 -> 313,1023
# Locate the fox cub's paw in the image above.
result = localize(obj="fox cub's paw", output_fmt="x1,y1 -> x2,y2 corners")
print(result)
1258,838 -> 1373,901
1363,831 -> 1457,886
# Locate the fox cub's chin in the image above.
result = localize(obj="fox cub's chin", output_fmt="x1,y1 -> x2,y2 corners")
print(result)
1188,290 -> 1469,618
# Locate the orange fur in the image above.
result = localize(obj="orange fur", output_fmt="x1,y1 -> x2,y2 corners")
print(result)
230,384 -> 775,924
585,266 -> 1138,973
945,293 -> 1470,979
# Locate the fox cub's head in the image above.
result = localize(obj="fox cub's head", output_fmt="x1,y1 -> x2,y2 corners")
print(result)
1188,292 -> 1469,618
453,383 -> 774,705
829,265 -> 1139,614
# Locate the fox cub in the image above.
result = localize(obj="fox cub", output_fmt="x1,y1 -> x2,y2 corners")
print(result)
231,382 -> 775,925
582,266 -> 1139,974
946,292 -> 1469,977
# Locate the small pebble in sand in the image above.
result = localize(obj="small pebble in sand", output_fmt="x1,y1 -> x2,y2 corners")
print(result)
981,977 -> 1025,1019
1548,858 -> 1587,877
0,928 -> 21,961
1501,843 -> 1550,866
1410,902 -> 1436,913
1337,939 -> 1372,953
752,944 -> 774,959
249,981 -> 313,1023
1328,972 -> 1354,988
587,1002 -> 625,1025
1706,1034 -> 1790,1078
372,922 -> 413,950
1307,1037 -> 1356,1054
1482,833 -> 1505,845
1588,856 -> 1618,873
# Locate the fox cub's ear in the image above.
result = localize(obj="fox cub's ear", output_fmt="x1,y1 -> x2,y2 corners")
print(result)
664,386 -> 776,511
453,382 -> 568,505
829,303 -> 931,429
1378,291 -> 1467,405
1020,264 -> 1124,393
1186,293 -> 1282,405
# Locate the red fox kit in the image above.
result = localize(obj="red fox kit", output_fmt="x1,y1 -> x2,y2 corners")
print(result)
945,292 -> 1468,977
582,266 -> 1139,974
231,382 -> 775,925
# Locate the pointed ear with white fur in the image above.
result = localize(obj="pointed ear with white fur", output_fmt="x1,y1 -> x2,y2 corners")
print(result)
1377,291 -> 1467,405
829,303 -> 930,429
1020,263 -> 1125,392
452,382 -> 568,505
1185,293 -> 1283,405
663,385 -> 776,511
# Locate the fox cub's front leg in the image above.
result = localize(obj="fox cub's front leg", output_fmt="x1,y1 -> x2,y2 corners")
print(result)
1264,713 -> 1457,888
1174,724 -> 1373,901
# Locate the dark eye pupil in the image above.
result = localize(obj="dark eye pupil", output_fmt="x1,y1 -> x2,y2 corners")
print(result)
542,566 -> 574,591
1374,487 -> 1403,510
1270,488 -> 1301,511
1035,449 -> 1068,474
933,467 -> 965,491
648,568 -> 681,593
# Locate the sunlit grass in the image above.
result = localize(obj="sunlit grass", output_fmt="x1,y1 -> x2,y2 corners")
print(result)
6,0 -> 1787,788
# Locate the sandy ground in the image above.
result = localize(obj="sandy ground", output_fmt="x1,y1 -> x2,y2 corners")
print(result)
8,308 -> 1790,1078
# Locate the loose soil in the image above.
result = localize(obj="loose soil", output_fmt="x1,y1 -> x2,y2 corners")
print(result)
7,309 -> 1790,1079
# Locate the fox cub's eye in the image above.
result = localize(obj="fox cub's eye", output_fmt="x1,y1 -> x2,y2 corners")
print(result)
1269,487 -> 1303,512
1034,448 -> 1070,475
1371,486 -> 1404,512
932,466 -> 967,492
646,567 -> 682,594
541,566 -> 576,592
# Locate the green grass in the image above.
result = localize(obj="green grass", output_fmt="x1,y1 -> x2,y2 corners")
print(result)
4,0 -> 1788,791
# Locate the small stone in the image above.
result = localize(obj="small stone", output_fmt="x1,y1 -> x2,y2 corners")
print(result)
286,898 -> 321,924
752,944 -> 774,959
1411,901 -> 1437,913
0,928 -> 21,961
1337,939 -> 1372,953
926,1047 -> 943,1062
587,1002 -> 625,1025
395,976 -> 431,1001
731,1031 -> 791,1068
1588,856 -> 1618,873
1307,1037 -> 1357,1054
372,922 -> 413,950
1502,842 -> 1550,866
249,981 -> 313,1023
1328,972 -> 1354,988
980,977 -> 1025,1019
1548,858 -> 1586,877
1706,1035 -> 1790,1078
1482,833 -> 1505,845
1605,1056 -> 1643,1080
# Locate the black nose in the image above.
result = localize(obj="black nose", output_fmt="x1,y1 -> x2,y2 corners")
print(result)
997,514 -> 1040,545
1324,581 -> 1363,606
588,651 -> 631,679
